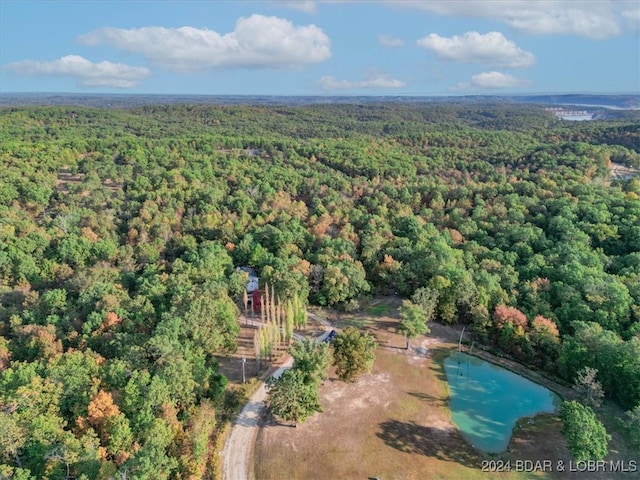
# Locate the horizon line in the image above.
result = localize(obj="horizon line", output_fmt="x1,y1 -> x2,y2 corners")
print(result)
2,91 -> 639,97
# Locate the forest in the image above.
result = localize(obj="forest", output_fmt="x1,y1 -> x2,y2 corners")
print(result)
0,102 -> 639,479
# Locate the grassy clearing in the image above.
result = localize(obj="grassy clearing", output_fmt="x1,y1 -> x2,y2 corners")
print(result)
255,326 -> 544,479
332,315 -> 376,330
593,403 -> 640,466
253,313 -> 639,480
362,304 -> 393,315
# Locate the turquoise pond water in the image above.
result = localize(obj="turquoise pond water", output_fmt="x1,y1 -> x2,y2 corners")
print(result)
444,352 -> 562,454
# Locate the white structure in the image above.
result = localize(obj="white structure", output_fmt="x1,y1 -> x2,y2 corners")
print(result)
237,266 -> 259,293
246,275 -> 259,293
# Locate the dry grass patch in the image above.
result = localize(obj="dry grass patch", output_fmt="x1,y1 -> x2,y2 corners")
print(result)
254,315 -> 639,480
249,303 -> 638,480
254,334 -> 542,480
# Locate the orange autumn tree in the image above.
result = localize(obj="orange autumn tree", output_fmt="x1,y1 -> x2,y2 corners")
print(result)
87,390 -> 121,437
493,305 -> 528,330
493,305 -> 530,356
86,389 -> 134,465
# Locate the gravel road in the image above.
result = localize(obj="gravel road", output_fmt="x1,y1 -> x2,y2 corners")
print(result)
222,314 -> 331,480
221,357 -> 293,480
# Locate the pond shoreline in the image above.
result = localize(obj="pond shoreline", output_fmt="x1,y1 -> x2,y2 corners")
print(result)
461,344 -> 577,401
429,322 -> 576,401
445,350 -> 563,454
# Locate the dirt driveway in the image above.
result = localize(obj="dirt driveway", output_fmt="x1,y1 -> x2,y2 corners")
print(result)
254,321 -> 489,480
220,314 -> 332,480
253,315 -> 638,480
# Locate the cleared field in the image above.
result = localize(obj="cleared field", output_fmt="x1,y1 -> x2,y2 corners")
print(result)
253,310 -> 638,480
610,162 -> 640,180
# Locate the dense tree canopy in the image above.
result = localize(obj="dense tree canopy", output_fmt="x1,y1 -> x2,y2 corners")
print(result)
1,102 -> 639,477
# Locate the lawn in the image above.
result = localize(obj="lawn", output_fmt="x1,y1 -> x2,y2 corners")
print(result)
252,313 -> 639,480
255,320 -> 533,480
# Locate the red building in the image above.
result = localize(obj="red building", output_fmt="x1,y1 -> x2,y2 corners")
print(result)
251,289 -> 262,312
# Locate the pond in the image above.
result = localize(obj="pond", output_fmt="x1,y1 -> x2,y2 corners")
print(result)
444,352 -> 562,454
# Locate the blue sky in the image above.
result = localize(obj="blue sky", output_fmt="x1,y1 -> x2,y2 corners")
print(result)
1,0 -> 639,95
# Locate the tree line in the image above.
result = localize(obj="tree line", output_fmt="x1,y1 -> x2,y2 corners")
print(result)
0,103 -> 638,478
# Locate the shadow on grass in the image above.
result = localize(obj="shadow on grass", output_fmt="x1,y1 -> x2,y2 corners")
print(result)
260,407 -> 305,429
427,345 -> 456,385
374,318 -> 400,333
379,343 -> 406,351
406,391 -> 447,407
376,419 -> 482,468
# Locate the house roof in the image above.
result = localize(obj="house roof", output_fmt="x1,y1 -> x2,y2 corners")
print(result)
237,266 -> 258,278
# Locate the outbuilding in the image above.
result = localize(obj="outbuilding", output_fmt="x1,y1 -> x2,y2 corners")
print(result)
237,266 -> 259,293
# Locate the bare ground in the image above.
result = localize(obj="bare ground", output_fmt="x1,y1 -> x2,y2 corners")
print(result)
216,315 -> 326,384
252,301 -> 639,480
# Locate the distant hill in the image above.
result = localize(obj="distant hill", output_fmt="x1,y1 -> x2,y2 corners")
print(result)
515,94 -> 640,110
0,92 -> 638,110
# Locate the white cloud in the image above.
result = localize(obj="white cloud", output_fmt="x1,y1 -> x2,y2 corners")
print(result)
4,55 -> 151,88
78,15 -> 331,72
417,31 -> 535,68
385,0 -> 625,39
378,34 -> 404,47
273,1 -> 318,14
291,0 -> 632,38
318,73 -> 405,90
469,71 -> 532,89
318,76 -> 352,90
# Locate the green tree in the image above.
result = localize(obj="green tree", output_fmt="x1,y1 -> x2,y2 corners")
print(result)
183,400 -> 216,478
559,322 -> 640,409
0,466 -> 36,480
122,418 -> 178,480
397,300 -> 430,350
0,411 -> 27,469
314,249 -> 370,306
104,413 -> 134,461
332,326 -> 376,382
623,405 -> 640,449
288,338 -> 332,385
559,401 -> 610,462
171,282 -> 241,354
46,350 -> 101,419
411,286 -> 439,320
266,368 -> 322,426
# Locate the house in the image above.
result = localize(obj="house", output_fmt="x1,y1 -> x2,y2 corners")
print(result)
237,266 -> 259,293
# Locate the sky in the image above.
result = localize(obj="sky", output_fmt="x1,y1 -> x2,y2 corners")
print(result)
1,0 -> 639,96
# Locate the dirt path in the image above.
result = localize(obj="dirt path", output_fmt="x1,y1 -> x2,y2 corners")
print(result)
250,308 -> 637,480
222,357 -> 293,480
610,161 -> 640,180
221,313 -> 332,480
